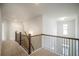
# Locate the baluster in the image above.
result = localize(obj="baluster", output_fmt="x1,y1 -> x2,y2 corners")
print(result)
65,38 -> 67,56
72,40 -> 73,56
66,39 -> 67,56
49,37 -> 51,52
75,40 -> 76,56
69,39 -> 70,56
78,40 -> 79,56
64,38 -> 65,56
54,37 -> 55,53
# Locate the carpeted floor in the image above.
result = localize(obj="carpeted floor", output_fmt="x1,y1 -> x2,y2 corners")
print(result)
1,40 -> 28,56
0,40 -> 58,56
30,48 -> 58,56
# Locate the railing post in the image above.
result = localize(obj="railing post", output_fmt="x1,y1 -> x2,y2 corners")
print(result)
19,32 -> 22,45
15,31 -> 17,41
28,34 -> 31,54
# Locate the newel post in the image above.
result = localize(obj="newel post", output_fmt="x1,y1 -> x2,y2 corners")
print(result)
28,34 -> 31,54
19,32 -> 22,45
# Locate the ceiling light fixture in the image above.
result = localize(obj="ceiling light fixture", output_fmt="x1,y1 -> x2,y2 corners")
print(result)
59,17 -> 68,21
34,3 -> 40,6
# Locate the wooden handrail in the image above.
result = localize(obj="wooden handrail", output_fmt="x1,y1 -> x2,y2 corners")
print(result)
31,34 -> 79,40
31,34 -> 42,37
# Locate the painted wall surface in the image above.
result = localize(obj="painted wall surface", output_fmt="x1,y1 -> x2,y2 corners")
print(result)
0,7 -> 2,56
1,4 -> 42,40
42,4 -> 79,55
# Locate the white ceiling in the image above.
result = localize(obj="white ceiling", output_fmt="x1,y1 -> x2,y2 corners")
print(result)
1,3 -> 79,20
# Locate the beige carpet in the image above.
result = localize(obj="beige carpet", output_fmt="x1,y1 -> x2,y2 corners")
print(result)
0,40 -> 58,56
1,40 -> 28,56
30,48 -> 59,56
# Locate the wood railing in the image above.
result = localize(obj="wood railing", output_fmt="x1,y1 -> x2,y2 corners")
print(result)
31,34 -> 79,56
31,34 -> 79,40
15,32 -> 34,54
15,32 -> 79,56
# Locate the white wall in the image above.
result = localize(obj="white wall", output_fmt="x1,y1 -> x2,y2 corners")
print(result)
28,15 -> 42,35
42,3 -> 79,35
0,6 -> 2,56
1,4 -> 42,40
42,4 -> 79,55
43,14 -> 57,35
76,16 -> 79,38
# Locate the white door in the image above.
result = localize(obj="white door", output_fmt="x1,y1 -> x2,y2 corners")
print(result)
57,19 -> 75,37
57,19 -> 76,55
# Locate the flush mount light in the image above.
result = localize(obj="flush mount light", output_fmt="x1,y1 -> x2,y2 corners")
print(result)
59,17 -> 68,21
13,19 -> 18,22
34,3 -> 40,6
